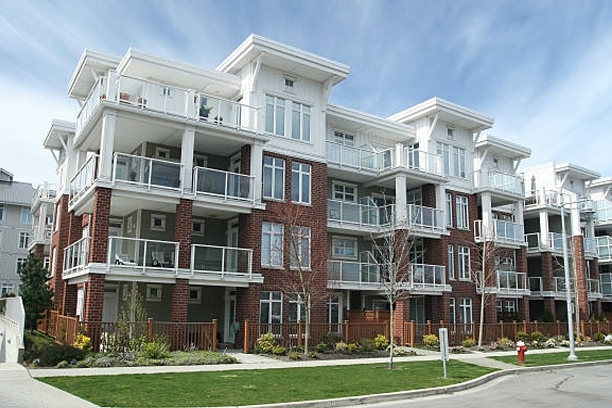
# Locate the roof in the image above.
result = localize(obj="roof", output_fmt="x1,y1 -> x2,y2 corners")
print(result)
475,134 -> 531,160
556,162 -> 600,181
327,104 -> 415,142
0,179 -> 35,206
388,97 -> 494,132
43,119 -> 75,150
67,49 -> 121,100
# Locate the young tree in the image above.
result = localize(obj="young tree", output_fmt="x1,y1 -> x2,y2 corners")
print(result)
17,255 -> 53,332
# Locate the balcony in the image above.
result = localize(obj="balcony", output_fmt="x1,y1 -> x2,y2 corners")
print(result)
193,167 -> 254,203
404,204 -> 445,234
601,273 -> 612,298
191,245 -> 259,283
477,270 -> 529,296
525,232 -> 564,253
403,148 -> 444,176
75,77 -> 105,137
596,236 -> 612,263
553,276 -> 572,294
327,260 -> 380,289
108,237 -> 179,271
524,188 -> 560,209
32,182 -> 57,209
594,200 -> 612,225
474,219 -> 525,246
29,225 -> 52,248
584,237 -> 597,257
113,153 -> 182,192
327,199 -> 380,229
474,169 -> 523,196
326,141 -> 393,173
587,278 -> 602,300
63,237 -> 89,278
410,264 -> 449,293
196,94 -> 257,131
69,155 -> 99,207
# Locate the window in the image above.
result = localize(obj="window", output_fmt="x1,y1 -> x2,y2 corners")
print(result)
146,284 -> 162,302
192,219 -> 205,236
263,156 -> 285,200
43,257 -> 50,270
265,95 -> 285,136
188,287 -> 202,304
458,246 -> 470,280
155,147 -> 171,159
332,237 -> 357,259
284,77 -> 295,92
289,295 -> 306,322
455,196 -> 469,229
437,142 -> 466,178
1,283 -> 15,297
291,102 -> 311,142
291,162 -> 311,204
459,298 -> 472,326
0,204 -> 3,220
16,258 -> 27,273
261,222 -> 283,267
150,214 -> 166,232
260,291 -> 282,324
290,226 -> 311,269
332,182 -> 356,202
449,297 -> 456,325
18,232 -> 30,249
446,193 -> 453,227
447,127 -> 454,140
21,208 -> 33,224
333,131 -> 354,147
327,295 -> 341,325
447,244 -> 455,280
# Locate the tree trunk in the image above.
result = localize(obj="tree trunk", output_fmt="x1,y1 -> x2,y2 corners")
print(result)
388,300 -> 394,369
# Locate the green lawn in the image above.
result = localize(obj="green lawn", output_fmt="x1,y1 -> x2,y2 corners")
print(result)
491,349 -> 612,367
39,360 -> 495,407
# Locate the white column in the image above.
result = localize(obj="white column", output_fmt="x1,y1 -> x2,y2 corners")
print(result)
180,126 -> 195,193
539,210 -> 550,247
394,176 -> 407,225
436,184 -> 446,227
395,143 -> 404,168
251,142 -> 264,204
106,70 -> 117,101
481,192 -> 493,238
98,110 -> 117,183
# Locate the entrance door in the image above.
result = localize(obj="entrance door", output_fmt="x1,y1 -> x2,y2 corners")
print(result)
224,288 -> 237,344
102,288 -> 119,322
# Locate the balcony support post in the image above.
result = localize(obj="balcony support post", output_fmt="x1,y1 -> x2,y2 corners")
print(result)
180,126 -> 195,194
98,110 -> 117,183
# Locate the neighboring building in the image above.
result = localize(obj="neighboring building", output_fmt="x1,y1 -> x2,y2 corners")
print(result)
40,34 -> 533,348
588,177 -> 612,319
0,168 -> 35,296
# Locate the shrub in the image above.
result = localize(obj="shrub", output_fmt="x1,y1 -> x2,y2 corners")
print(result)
347,343 -> 358,353
73,333 -> 92,352
530,331 -> 545,343
256,333 -> 277,354
315,342 -> 328,353
287,351 -> 300,360
35,344 -> 86,367
272,345 -> 286,356
604,334 -> 612,344
308,352 -> 318,359
141,338 -> 170,359
461,337 -> 475,348
450,346 -> 465,354
423,334 -> 439,349
516,331 -> 528,342
359,337 -> 375,352
593,332 -> 605,343
321,332 -> 343,348
335,341 -> 348,352
373,334 -> 389,350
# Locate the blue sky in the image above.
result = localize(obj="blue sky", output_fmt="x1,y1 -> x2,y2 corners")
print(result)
1,1 -> 611,185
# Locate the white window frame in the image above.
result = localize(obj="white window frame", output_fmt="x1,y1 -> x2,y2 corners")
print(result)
445,192 -> 453,227
18,232 -> 29,249
1,283 -> 15,297
456,195 -> 469,229
16,257 -> 27,273
192,219 -> 205,236
155,147 -> 171,160
291,102 -> 311,142
290,226 -> 311,269
291,162 -> 311,205
0,204 -> 3,221
289,294 -> 307,323
332,182 -> 357,203
458,245 -> 470,280
146,284 -> 162,302
447,244 -> 455,280
260,291 -> 282,324
261,222 -> 283,268
333,130 -> 354,147
332,236 -> 358,260
265,94 -> 285,136
437,142 -> 466,179
188,286 -> 202,304
21,208 -> 33,224
449,297 -> 456,325
459,298 -> 472,326
150,214 -> 166,232
263,156 -> 285,201
284,77 -> 295,92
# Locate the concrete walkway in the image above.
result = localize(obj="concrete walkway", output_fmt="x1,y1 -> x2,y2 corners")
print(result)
2,346 -> 611,407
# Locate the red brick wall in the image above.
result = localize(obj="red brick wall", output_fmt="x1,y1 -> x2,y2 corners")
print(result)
88,188 -> 111,263
62,281 -> 77,317
174,199 -> 193,269
573,236 -> 589,321
393,299 -> 410,344
84,274 -> 105,321
170,278 -> 189,350
541,252 -> 554,290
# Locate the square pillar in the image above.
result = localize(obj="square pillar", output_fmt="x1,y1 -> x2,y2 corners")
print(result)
89,188 -> 111,263
171,278 -> 189,350
174,199 -> 193,269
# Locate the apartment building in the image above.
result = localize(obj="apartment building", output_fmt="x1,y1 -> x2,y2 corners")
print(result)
40,34 -> 532,348
589,177 -> 612,318
0,168 -> 35,297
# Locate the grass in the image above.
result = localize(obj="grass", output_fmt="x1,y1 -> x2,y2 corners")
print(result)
491,349 -> 612,367
39,360 -> 495,407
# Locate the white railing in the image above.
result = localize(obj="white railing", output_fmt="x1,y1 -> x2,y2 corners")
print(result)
403,149 -> 443,176
69,155 -> 99,206
587,279 -> 601,296
108,237 -> 179,270
601,273 -> 612,297
327,199 -> 380,227
410,264 -> 446,291
597,236 -> 612,262
529,277 -> 543,294
113,153 -> 182,191
524,188 -> 560,208
191,244 -> 253,277
75,77 -> 105,137
326,141 -> 394,172
553,276 -> 572,292
32,182 -> 57,206
193,167 -> 254,202
475,219 -> 525,245
474,169 -> 524,195
29,225 -> 52,245
594,200 -> 612,225
63,237 -> 89,277
406,204 -> 444,232
197,94 -> 258,132
327,260 -> 380,284
497,270 -> 528,293
584,237 -> 597,257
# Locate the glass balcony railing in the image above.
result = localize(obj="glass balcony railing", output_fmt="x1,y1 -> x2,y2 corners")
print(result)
108,237 -> 179,270
403,149 -> 443,176
529,277 -> 543,293
594,200 -> 612,225
113,153 -> 181,191
117,75 -> 188,117
63,237 -> 89,277
475,219 -> 524,244
550,232 -> 565,251
69,155 -> 99,206
553,276 -> 572,292
497,271 -> 528,293
75,77 -> 105,137
597,236 -> 612,262
191,244 -> 253,277
411,264 -> 446,290
32,182 -> 58,206
193,167 -> 254,202
327,199 -> 380,227
474,169 -> 523,195
587,278 -> 601,295
584,237 -> 597,257
601,273 -> 612,297
197,94 -> 257,132
406,204 -> 444,232
327,260 -> 380,284
326,141 -> 394,172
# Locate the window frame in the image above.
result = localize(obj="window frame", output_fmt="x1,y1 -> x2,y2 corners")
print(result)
447,244 -> 455,280
290,226 -> 311,269
260,291 -> 282,324
455,195 -> 469,230
18,232 -> 30,249
265,94 -> 286,136
146,284 -> 162,302
332,181 -> 357,203
445,192 -> 453,228
291,102 -> 311,142
263,156 -> 285,201
458,245 -> 471,280
21,208 -> 33,224
332,236 -> 358,260
261,221 -> 284,268
291,162 -> 311,205
188,286 -> 202,304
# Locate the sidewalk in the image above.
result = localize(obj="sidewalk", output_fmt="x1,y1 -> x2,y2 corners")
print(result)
3,346 -> 611,407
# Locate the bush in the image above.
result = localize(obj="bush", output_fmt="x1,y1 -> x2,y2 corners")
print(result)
423,334 -> 439,349
593,332 -> 606,343
141,338 -> 170,359
359,338 -> 375,352
604,334 -> 612,344
335,341 -> 348,352
321,332 -> 343,348
315,342 -> 328,353
461,337 -> 475,348
255,333 -> 277,354
530,331 -> 545,343
373,334 -> 389,350
73,333 -> 92,352
287,351 -> 300,360
35,344 -> 86,367
516,331 -> 528,342
347,343 -> 358,353
272,345 -> 286,356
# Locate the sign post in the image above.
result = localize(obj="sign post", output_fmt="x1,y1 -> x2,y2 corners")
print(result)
439,328 -> 449,378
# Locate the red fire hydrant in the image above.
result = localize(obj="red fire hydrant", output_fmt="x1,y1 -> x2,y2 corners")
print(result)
516,340 -> 527,364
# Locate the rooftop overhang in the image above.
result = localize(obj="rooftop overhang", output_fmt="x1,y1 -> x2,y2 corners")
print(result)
43,119 -> 75,150
117,49 -> 242,99
556,162 -> 600,181
475,134 -> 531,160
388,97 -> 494,132
588,176 -> 612,189
67,49 -> 121,100
217,34 -> 350,87
327,104 -> 416,143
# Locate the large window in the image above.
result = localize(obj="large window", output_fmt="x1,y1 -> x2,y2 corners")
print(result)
292,102 -> 311,142
0,204 -> 3,220
265,95 -> 285,136
327,295 -> 342,325
459,298 -> 473,325
332,182 -> 356,202
455,195 -> 469,229
261,222 -> 283,267
449,297 -> 456,325
289,294 -> 308,322
21,208 -> 33,224
16,258 -> 27,273
447,244 -> 455,280
332,237 -> 357,259
18,232 -> 30,249
291,162 -> 311,204
260,291 -> 282,324
333,131 -> 354,147
290,226 -> 311,269
263,156 -> 285,200
458,245 -> 470,280
437,142 -> 466,179
446,193 -> 453,227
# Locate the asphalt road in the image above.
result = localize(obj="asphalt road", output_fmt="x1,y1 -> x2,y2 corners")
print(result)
360,365 -> 612,408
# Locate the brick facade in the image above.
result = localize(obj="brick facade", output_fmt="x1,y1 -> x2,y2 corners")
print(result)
88,188 -> 111,263
174,199 -> 193,269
